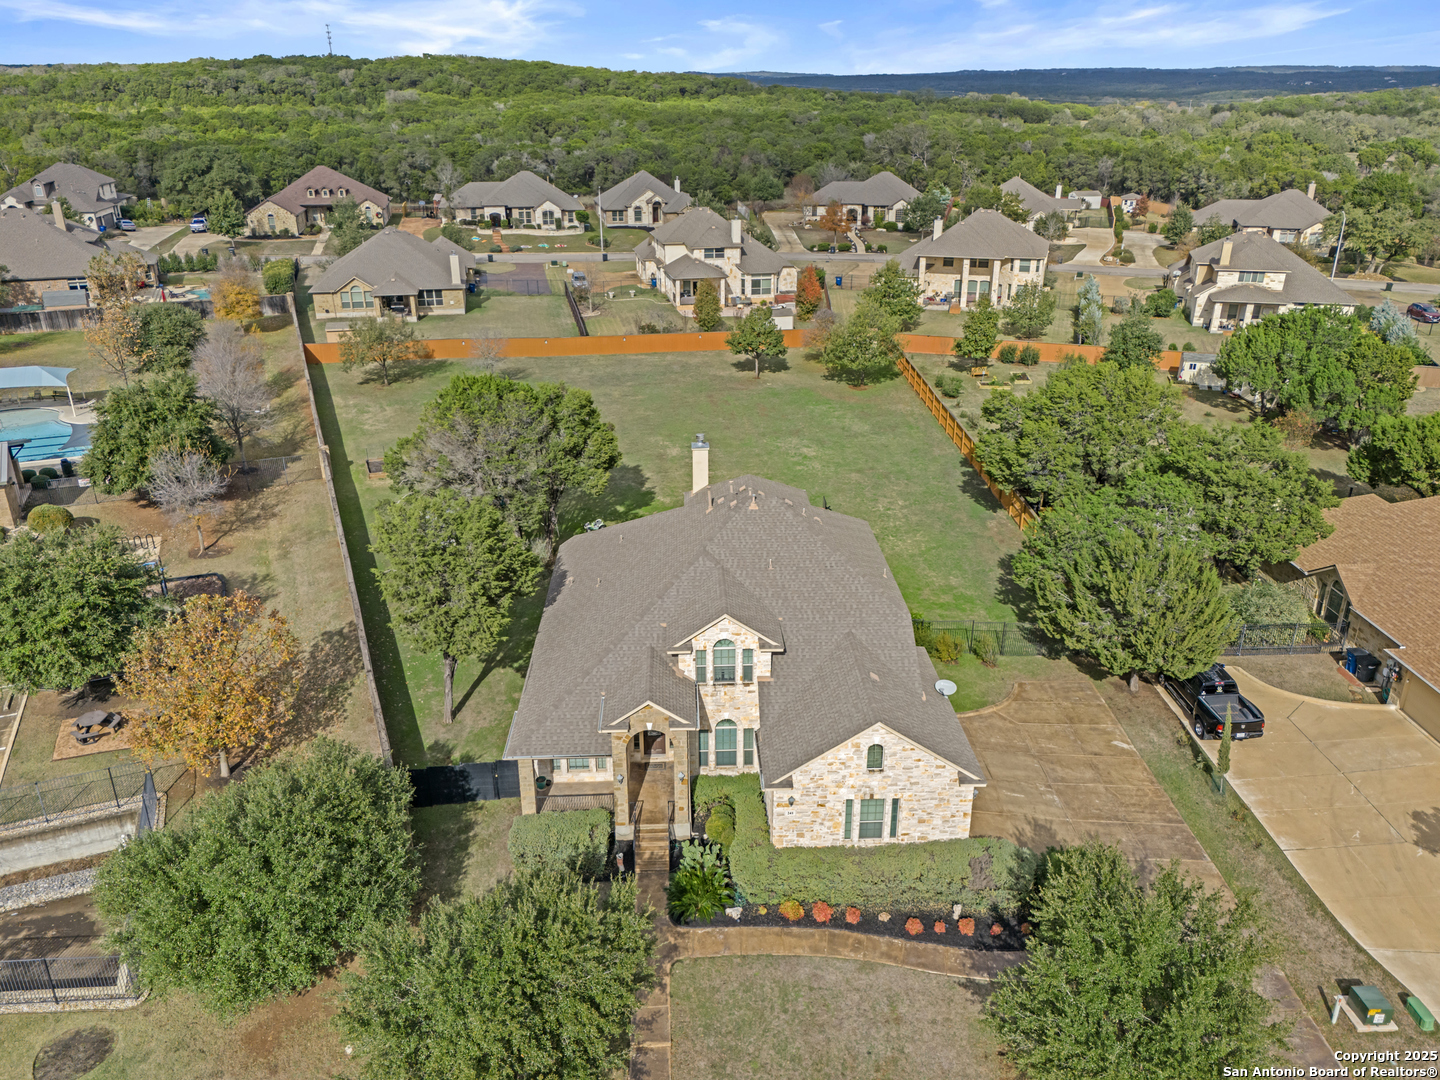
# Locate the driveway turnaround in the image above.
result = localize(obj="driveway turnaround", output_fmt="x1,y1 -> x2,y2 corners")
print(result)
1180,667 -> 1440,1017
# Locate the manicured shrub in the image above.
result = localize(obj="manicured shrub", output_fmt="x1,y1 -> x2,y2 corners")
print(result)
779,899 -> 804,921
507,808 -> 612,877
1182,342 -> 1197,352
29,476 -> 48,490
971,631 -> 999,667
692,774 -> 1038,910
1147,222 -> 1159,233
1169,342 -> 1180,351
261,259 -> 295,295
959,917 -> 975,935
845,906 -> 862,924
906,917 -> 924,936
666,841 -> 733,923
1119,249 -> 1136,265
1017,344 -> 1040,366
990,922 -> 1003,935
20,470 -> 34,483
704,800 -> 736,853
1143,287 -> 1177,317
812,901 -> 833,923
996,343 -> 1018,364
934,920 -> 947,933
38,467 -> 58,479
25,505 -> 74,535
934,629 -> 964,664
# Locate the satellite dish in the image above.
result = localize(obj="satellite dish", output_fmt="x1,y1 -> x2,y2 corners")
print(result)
934,679 -> 958,697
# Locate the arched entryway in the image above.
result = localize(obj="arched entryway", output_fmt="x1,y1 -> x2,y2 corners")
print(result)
626,725 -> 672,828
489,212 -> 502,227
652,200 -> 663,223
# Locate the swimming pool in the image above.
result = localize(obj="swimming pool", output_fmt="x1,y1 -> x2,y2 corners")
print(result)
0,407 -> 90,463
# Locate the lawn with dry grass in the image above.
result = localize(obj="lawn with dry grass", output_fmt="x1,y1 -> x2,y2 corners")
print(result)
670,955 -> 1009,1080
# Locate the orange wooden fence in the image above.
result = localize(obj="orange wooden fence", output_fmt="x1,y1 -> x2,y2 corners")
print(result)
896,355 -> 1038,533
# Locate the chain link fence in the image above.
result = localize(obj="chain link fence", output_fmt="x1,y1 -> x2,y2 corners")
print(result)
27,454 -> 321,508
912,616 -> 1052,659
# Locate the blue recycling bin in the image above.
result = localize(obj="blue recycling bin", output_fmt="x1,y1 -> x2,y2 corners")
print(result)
835,275 -> 843,287
466,282 -> 476,293
1345,647 -> 1361,674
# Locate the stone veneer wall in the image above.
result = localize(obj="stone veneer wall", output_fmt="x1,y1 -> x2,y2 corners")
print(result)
678,617 -> 770,777
766,723 -> 977,848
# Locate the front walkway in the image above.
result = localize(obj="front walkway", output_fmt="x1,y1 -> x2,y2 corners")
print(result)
1173,666 -> 1440,1017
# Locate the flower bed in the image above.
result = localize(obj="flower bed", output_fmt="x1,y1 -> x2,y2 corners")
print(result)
673,901 -> 1030,951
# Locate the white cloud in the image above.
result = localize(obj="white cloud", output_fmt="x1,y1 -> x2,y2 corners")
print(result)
655,18 -> 785,70
819,19 -> 844,38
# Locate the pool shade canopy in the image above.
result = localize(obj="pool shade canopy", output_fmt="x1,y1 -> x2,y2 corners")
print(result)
0,366 -> 74,390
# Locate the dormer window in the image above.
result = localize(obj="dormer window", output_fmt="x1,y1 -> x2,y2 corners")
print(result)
712,639 -> 736,682
1237,271 -> 1264,283
867,744 -> 884,771
32,184 -> 45,200
307,188 -> 315,197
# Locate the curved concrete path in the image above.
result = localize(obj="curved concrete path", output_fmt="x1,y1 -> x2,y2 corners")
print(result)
1167,666 -> 1440,1018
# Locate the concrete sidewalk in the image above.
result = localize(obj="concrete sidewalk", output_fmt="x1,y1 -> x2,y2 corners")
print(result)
1180,666 -> 1440,1017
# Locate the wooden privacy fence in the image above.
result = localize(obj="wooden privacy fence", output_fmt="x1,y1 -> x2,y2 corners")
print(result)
897,355 -> 1038,532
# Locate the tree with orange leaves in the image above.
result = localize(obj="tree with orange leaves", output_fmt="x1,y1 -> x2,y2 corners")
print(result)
119,592 -> 302,777
816,200 -> 847,247
796,264 -> 824,319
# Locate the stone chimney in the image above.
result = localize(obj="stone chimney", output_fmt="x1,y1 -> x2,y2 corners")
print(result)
449,252 -> 462,286
932,217 -> 943,240
1306,181 -> 1316,200
674,176 -> 681,193
1055,183 -> 1063,199
691,434 -> 709,494
51,200 -> 65,229
730,218 -> 742,245
1220,239 -> 1233,267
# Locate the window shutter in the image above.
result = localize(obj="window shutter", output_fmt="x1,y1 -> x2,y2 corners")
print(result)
742,649 -> 754,682
843,799 -> 853,840
743,727 -> 754,765
698,731 -> 708,767
695,649 -> 706,684
890,797 -> 899,838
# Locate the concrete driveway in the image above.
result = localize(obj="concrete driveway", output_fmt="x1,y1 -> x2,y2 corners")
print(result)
1062,226 -> 1170,271
121,224 -> 185,251
1179,666 -> 1440,1016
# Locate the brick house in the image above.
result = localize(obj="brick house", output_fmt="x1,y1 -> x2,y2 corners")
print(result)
1269,495 -> 1440,742
449,171 -> 582,230
503,438 -> 987,848
900,210 -> 1050,307
634,208 -> 797,315
1193,183 -> 1330,246
1176,232 -> 1354,332
2,163 -> 131,232
0,204 -> 157,307
804,171 -> 919,226
245,167 -> 390,237
308,227 -> 474,321
597,171 -> 691,227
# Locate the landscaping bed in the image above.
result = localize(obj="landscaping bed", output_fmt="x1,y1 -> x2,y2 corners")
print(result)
673,900 -> 1031,951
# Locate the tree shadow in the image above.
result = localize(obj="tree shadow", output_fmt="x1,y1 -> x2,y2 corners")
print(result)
728,353 -> 791,376
995,551 -> 1038,624
1410,807 -> 1440,856
413,802 -> 480,908
560,464 -> 656,536
286,623 -> 365,744
352,353 -> 452,387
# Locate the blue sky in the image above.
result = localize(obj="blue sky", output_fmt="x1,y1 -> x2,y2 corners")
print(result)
0,0 -> 1435,74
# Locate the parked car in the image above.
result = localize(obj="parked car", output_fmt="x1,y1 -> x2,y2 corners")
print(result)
118,219 -> 136,231
1164,664 -> 1265,740
570,271 -> 588,288
1407,302 -> 1440,324
189,216 -> 208,233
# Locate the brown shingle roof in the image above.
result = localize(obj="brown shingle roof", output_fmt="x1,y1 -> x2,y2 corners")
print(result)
811,171 -> 920,208
901,208 -> 1049,266
1194,187 -> 1330,233
1291,494 -> 1440,688
252,166 -> 389,219
0,206 -> 104,279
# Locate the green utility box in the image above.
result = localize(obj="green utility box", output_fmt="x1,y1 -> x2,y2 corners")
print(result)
1349,985 -> 1394,1026
1406,996 -> 1435,1032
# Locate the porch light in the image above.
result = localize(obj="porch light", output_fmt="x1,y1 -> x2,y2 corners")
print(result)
788,797 -> 795,806
615,773 -> 624,785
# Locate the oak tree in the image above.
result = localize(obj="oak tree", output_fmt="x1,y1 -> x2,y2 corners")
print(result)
80,373 -> 228,493
725,303 -> 788,378
340,313 -> 428,385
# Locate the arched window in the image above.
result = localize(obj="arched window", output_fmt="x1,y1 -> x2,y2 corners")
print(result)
714,719 -> 738,766
866,744 -> 884,771
712,639 -> 736,682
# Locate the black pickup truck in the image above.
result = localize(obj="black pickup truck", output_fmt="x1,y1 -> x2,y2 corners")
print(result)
1166,664 -> 1265,740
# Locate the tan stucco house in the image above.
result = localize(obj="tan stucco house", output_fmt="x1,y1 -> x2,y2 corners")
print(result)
2,163 -> 131,232
900,210 -> 1050,307
805,171 -> 920,226
1269,495 -> 1440,742
245,167 -> 390,237
503,441 -> 986,849
1193,184 -> 1330,246
449,171 -> 581,230
598,171 -> 691,227
308,227 -> 474,320
0,205 -> 157,307
1177,232 -> 1354,332
634,208 -> 796,315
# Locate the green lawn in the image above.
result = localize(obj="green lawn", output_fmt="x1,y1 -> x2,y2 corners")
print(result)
0,331 -> 104,392
294,278 -> 578,344
578,228 -> 649,253
580,292 -> 687,335
1101,680 -> 1440,1056
151,225 -> 193,256
310,349 -> 1039,765
411,799 -> 519,906
670,955 -> 1005,1080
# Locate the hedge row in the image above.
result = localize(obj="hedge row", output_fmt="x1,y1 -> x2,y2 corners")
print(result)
507,808 -> 612,877
694,774 -> 1039,912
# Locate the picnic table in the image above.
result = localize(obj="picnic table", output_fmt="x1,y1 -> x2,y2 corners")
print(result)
72,710 -> 119,745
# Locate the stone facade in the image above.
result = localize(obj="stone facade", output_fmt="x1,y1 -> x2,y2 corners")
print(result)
245,197 -> 386,237
914,254 -> 1047,308
677,617 -> 771,778
765,723 -> 978,848
310,277 -> 466,319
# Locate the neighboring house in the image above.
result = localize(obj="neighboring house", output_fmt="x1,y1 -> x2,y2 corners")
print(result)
1192,183 -> 1331,246
1268,495 -> 1440,741
1174,352 -> 1223,390
503,441 -> 987,848
598,171 -> 691,227
900,210 -> 1050,308
1,163 -> 132,232
805,171 -> 920,226
0,204 -> 156,307
1176,231 -> 1354,332
999,176 -> 1084,228
308,227 -> 474,320
635,208 -> 797,314
246,166 -> 390,237
1118,193 -> 1144,214
450,171 -> 582,229
1071,189 -> 1103,210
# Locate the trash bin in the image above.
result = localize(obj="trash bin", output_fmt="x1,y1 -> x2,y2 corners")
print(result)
466,282 -> 476,294
1344,647 -> 1362,675
602,253 -> 609,261
835,275 -> 843,287
1355,654 -> 1381,683
487,253 -> 494,262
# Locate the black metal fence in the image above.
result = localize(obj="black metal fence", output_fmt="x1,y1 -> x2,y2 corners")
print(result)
480,272 -> 549,295
28,454 -> 321,507
1223,622 -> 1343,656
914,617 -> 1051,658
537,793 -> 614,813
408,760 -> 521,808
563,282 -> 590,336
0,761 -> 177,832
0,954 -> 140,1006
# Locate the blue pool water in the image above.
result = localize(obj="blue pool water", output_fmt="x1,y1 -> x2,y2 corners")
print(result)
0,408 -> 90,463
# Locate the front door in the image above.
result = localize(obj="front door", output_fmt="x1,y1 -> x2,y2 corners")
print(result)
642,731 -> 666,756
652,200 -> 662,223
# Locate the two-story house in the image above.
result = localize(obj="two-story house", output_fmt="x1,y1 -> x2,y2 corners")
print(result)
449,171 -> 582,230
634,208 -> 797,314
308,227 -> 474,322
999,177 -> 1084,229
900,210 -> 1050,308
1192,184 -> 1330,246
1177,232 -> 1354,332
598,171 -> 691,227
805,171 -> 920,226
503,438 -> 986,850
2,164 -> 132,232
0,204 -> 157,307
246,166 -> 390,237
